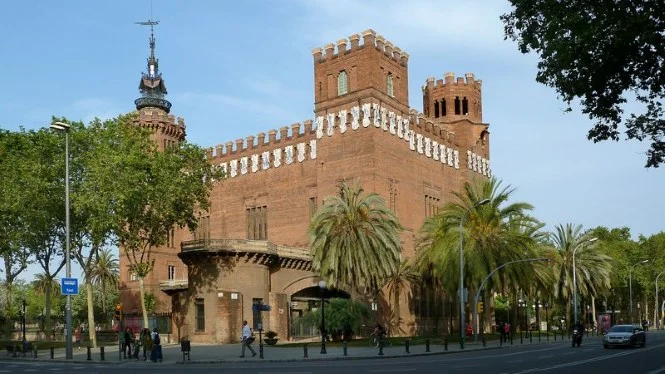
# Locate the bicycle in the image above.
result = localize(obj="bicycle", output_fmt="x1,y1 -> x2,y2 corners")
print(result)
369,334 -> 392,348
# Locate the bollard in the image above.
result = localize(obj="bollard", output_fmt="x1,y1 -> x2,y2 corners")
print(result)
378,339 -> 384,356
259,342 -> 264,360
87,346 -> 92,361
500,335 -> 503,347
530,331 -> 533,343
444,337 -> 448,351
539,330 -> 541,342
520,331 -> 523,344
100,346 -> 105,361
405,339 -> 410,354
33,346 -> 38,359
343,341 -> 348,356
13,345 -> 17,358
425,339 -> 430,353
303,343 -> 308,358
482,334 -> 486,347
50,346 -> 54,359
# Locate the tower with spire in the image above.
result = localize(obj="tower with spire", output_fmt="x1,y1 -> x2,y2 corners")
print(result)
132,19 -> 186,151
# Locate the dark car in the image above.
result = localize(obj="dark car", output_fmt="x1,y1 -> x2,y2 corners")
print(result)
603,324 -> 646,348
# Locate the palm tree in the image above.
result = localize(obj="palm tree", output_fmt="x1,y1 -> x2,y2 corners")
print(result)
88,248 -> 119,312
415,177 -> 545,332
308,182 -> 402,293
383,259 -> 420,335
549,223 -> 612,325
32,273 -> 60,296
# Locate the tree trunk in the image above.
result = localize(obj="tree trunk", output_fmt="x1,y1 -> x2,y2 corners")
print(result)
86,283 -> 97,348
44,283 -> 52,340
393,285 -> 401,334
591,295 -> 596,329
101,283 -> 106,314
4,275 -> 12,336
138,277 -> 149,328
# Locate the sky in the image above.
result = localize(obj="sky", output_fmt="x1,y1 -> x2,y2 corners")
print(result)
1,0 -> 663,282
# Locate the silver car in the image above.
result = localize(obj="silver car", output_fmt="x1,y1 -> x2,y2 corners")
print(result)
603,324 -> 646,348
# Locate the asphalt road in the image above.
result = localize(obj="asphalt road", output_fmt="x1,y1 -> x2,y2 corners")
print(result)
3,332 -> 665,373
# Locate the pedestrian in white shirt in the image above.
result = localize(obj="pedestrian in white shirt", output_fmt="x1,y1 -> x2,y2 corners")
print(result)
240,320 -> 257,358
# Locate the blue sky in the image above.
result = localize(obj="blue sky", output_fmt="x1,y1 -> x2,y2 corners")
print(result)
2,0 -> 663,282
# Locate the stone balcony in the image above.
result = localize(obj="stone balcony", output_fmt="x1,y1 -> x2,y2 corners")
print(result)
159,278 -> 188,294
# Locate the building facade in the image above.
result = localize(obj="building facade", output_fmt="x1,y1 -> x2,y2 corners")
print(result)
119,29 -> 491,343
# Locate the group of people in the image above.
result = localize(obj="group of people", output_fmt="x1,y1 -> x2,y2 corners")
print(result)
120,326 -> 163,362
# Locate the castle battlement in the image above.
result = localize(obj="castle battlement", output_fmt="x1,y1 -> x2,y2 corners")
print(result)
208,120 -> 316,159
423,72 -> 482,90
135,109 -> 186,129
312,29 -> 409,66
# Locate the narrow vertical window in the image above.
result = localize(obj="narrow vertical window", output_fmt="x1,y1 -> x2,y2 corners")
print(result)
434,100 -> 439,118
387,73 -> 394,97
195,299 -> 205,332
337,70 -> 348,96
441,99 -> 447,116
262,205 -> 268,239
309,197 -> 318,218
246,208 -> 252,239
462,97 -> 469,115
167,265 -> 175,280
455,96 -> 461,115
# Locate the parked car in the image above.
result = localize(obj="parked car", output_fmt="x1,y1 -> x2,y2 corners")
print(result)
603,324 -> 646,348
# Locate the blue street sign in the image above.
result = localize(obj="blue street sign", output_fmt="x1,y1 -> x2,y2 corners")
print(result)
61,278 -> 79,295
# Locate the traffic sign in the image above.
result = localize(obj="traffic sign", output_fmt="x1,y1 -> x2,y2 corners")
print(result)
61,278 -> 79,295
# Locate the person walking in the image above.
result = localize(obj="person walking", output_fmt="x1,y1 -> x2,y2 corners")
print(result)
74,327 -> 82,349
239,321 -> 257,358
150,328 -> 163,362
504,322 -> 511,342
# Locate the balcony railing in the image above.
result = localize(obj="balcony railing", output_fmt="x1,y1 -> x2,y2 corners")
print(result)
159,278 -> 188,290
181,238 -> 311,261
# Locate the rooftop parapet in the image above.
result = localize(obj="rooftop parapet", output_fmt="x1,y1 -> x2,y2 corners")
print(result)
312,29 -> 409,66
210,120 -> 316,159
423,72 -> 481,88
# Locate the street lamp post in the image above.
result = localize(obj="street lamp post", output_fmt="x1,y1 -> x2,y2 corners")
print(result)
318,280 -> 327,354
473,257 -> 550,342
629,259 -> 649,324
50,121 -> 72,360
655,271 -> 665,330
459,198 -> 489,349
572,238 -> 598,325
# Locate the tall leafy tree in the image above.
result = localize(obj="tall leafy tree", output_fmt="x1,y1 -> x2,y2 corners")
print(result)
110,119 -> 220,328
548,223 -> 613,324
502,1 -> 665,167
0,130 -> 34,333
308,182 -> 402,293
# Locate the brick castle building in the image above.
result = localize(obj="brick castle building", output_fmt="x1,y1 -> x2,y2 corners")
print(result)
119,28 -> 491,343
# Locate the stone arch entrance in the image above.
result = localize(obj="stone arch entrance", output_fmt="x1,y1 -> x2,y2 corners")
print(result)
289,285 -> 350,338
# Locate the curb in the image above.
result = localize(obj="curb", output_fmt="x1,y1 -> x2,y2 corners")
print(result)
175,345 -> 503,364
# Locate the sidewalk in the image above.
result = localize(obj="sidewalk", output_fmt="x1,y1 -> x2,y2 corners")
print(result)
0,333 -> 604,366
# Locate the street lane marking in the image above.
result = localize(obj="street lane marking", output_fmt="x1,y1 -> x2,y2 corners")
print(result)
514,342 -> 665,373
648,367 -> 665,374
537,355 -> 553,359
370,369 -> 416,373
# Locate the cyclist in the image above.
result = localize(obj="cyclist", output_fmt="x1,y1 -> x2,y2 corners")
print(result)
372,323 -> 387,344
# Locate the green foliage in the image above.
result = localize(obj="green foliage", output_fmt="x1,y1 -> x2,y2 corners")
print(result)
415,177 -> 544,297
502,1 -> 665,167
264,330 -> 277,339
308,182 -> 402,293
302,298 -> 370,341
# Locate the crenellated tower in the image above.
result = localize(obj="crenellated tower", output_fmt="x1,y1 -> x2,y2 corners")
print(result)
133,19 -> 186,151
422,72 -> 482,123
312,29 -> 410,117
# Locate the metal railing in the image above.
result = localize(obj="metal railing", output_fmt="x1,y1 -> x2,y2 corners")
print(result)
158,278 -> 188,289
181,238 -> 311,261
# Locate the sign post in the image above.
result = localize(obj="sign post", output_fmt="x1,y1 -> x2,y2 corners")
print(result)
61,278 -> 79,295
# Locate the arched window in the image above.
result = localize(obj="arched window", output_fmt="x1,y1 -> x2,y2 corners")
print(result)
387,73 -> 394,97
338,70 -> 348,96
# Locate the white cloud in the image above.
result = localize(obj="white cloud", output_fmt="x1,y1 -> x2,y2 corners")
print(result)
296,0 -> 512,53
